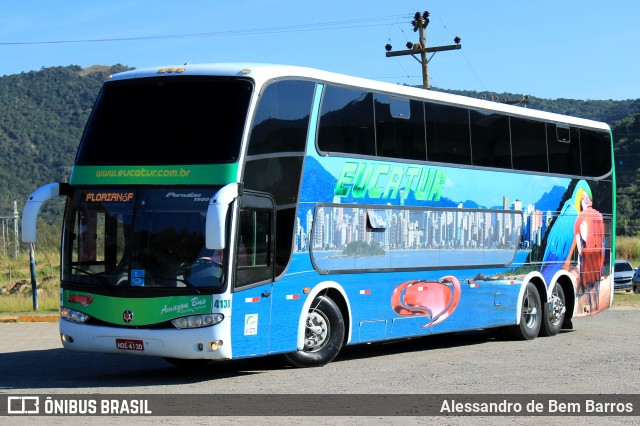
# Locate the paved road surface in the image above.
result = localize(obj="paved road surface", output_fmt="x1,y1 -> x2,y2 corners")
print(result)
0,306 -> 639,425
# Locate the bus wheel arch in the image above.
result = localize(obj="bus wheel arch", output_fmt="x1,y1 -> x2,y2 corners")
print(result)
283,284 -> 350,368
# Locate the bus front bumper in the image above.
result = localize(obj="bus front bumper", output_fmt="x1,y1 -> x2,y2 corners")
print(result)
59,319 -> 232,360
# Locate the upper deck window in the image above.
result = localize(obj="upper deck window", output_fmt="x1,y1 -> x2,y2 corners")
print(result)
248,80 -> 315,155
547,124 -> 580,175
76,77 -> 253,166
580,128 -> 612,177
510,117 -> 548,173
314,83 -> 611,179
317,85 -> 375,156
425,103 -> 471,165
470,109 -> 511,168
374,94 -> 426,161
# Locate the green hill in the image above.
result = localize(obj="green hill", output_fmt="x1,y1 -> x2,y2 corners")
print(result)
0,64 -> 129,222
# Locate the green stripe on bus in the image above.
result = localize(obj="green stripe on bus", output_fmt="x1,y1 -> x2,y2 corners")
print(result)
69,164 -> 239,185
64,290 -> 213,325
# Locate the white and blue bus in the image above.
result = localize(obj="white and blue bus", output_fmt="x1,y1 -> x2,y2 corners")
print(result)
23,63 -> 614,367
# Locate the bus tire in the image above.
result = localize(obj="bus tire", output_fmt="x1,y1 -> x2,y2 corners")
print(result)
509,282 -> 541,340
284,296 -> 345,368
539,284 -> 566,337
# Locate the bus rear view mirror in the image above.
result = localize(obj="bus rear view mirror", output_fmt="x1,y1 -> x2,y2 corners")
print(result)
206,183 -> 241,250
22,182 -> 69,243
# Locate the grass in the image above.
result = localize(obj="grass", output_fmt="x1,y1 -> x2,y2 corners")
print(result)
1,249 -> 60,315
0,277 -> 60,314
615,236 -> 640,265
612,291 -> 640,308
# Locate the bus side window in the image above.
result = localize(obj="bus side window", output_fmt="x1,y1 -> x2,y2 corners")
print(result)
580,128 -> 612,177
236,207 -> 273,287
317,85 -> 375,156
425,103 -> 471,165
511,117 -> 548,172
374,94 -> 426,161
470,109 -> 511,168
236,211 -> 251,269
548,124 -> 580,175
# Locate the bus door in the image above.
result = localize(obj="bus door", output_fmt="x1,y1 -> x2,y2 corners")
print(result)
229,191 -> 276,357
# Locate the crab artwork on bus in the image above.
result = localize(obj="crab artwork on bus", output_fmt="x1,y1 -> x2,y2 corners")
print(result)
22,63 -> 614,368
391,277 -> 461,328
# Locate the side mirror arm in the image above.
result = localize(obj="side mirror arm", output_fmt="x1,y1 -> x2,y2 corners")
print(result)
22,182 -> 69,243
205,183 -> 242,249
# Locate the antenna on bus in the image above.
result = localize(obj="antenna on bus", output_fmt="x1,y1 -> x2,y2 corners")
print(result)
384,10 -> 462,89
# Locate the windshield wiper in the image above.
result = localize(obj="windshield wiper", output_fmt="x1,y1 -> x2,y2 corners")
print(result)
70,265 -> 115,288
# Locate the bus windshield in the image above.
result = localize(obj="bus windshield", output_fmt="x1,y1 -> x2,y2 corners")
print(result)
75,77 -> 253,166
61,187 -> 226,291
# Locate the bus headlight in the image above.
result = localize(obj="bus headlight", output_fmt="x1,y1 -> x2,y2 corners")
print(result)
171,313 -> 224,329
60,307 -> 90,324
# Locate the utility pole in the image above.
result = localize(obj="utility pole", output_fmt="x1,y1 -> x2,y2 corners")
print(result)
385,11 -> 461,89
13,201 -> 19,259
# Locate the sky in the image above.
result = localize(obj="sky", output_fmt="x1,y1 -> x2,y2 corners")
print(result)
0,1 -> 638,101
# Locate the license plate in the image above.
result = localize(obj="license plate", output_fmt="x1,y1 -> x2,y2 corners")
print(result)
116,339 -> 144,351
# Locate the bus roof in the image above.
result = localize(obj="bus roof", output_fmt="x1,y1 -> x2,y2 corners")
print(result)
107,62 -> 611,132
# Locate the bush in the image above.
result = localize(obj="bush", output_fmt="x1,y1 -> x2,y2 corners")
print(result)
615,236 -> 640,265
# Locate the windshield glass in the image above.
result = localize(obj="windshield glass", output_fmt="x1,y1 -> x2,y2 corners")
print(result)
615,261 -> 633,272
75,77 -> 253,165
61,187 -> 226,291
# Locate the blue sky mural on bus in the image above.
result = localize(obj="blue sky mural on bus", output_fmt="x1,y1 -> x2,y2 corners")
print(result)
299,156 -> 571,210
294,155 -> 574,256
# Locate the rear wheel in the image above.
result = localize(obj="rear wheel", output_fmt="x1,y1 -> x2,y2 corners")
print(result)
509,282 -> 541,340
539,284 -> 566,337
284,296 -> 345,368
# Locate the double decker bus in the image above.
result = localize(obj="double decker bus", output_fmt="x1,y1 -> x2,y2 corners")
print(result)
22,63 -> 614,368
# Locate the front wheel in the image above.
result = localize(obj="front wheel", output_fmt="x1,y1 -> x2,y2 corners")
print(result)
539,284 -> 566,337
283,296 -> 345,368
509,282 -> 542,340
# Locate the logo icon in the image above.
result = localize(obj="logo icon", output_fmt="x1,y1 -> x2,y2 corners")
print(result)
122,310 -> 134,323
7,396 -> 40,414
244,314 -> 258,335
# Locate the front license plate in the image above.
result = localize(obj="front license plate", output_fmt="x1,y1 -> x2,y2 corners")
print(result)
116,338 -> 144,351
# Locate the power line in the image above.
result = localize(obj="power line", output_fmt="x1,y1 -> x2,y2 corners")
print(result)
459,49 -> 489,92
0,15 -> 408,46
